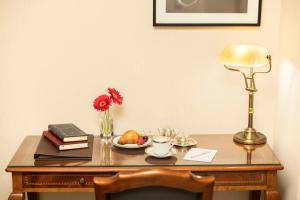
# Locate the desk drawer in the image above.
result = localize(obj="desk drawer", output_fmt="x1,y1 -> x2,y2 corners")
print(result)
23,173 -> 115,188
23,171 -> 266,189
194,171 -> 266,187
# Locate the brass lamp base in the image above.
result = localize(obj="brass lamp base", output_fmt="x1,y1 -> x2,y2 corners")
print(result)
233,128 -> 267,145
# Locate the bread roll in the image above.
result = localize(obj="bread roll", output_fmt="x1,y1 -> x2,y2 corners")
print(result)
118,130 -> 141,145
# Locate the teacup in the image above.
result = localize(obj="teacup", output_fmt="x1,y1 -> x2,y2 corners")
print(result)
176,131 -> 189,146
158,128 -> 177,139
152,136 -> 173,156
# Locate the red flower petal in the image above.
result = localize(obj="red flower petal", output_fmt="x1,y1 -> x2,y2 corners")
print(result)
93,95 -> 111,111
108,88 -> 123,105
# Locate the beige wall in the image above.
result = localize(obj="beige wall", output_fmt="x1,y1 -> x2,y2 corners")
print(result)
275,0 -> 300,199
0,0 -> 281,199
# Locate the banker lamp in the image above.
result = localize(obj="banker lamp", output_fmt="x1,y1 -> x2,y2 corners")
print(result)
220,44 -> 272,145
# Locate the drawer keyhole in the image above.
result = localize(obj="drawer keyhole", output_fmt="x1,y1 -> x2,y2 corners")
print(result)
79,177 -> 86,185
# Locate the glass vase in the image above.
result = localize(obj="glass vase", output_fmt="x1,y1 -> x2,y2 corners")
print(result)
100,111 -> 113,141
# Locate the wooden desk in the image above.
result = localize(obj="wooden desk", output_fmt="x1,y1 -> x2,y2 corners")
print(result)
6,134 -> 283,200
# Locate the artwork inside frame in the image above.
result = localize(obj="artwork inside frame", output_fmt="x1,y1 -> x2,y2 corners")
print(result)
153,0 -> 262,26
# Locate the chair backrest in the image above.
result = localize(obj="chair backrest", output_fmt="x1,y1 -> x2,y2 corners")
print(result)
94,169 -> 215,200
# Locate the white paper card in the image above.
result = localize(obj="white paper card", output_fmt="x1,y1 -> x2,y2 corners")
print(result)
184,148 -> 217,163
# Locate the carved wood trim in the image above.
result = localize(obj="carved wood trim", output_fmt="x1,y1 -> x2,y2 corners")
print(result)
23,171 -> 266,189
23,173 -> 114,188
194,171 -> 266,186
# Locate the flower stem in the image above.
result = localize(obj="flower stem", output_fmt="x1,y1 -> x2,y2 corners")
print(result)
102,110 -> 111,137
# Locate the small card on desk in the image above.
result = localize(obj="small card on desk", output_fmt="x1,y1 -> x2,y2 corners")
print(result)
184,148 -> 217,162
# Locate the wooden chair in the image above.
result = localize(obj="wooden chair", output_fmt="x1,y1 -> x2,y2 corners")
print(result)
94,169 -> 215,200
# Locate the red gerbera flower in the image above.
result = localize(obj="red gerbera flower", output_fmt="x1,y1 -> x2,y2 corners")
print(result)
93,95 -> 112,111
108,88 -> 123,105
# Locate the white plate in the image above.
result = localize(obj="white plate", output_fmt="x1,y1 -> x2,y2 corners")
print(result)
172,137 -> 198,147
112,136 -> 152,149
145,147 -> 177,158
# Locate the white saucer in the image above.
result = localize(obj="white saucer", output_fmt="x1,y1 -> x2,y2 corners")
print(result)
145,147 -> 177,158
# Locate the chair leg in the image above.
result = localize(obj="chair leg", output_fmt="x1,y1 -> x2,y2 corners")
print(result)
27,192 -> 38,200
250,190 -> 261,200
201,192 -> 213,200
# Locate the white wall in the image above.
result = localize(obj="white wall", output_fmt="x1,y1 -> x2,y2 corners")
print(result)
0,0 -> 281,199
274,0 -> 300,199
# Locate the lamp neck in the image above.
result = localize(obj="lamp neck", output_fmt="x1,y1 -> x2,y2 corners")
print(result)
247,92 -> 254,129
246,69 -> 256,132
244,69 -> 257,92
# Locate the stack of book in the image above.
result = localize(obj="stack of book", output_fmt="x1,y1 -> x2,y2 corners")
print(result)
34,123 -> 94,160
44,123 -> 89,150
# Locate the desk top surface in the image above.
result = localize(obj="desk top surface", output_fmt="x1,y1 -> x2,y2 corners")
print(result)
6,134 -> 283,172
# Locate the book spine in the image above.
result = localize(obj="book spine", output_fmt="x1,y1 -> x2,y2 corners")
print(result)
48,125 -> 65,141
43,132 -> 60,149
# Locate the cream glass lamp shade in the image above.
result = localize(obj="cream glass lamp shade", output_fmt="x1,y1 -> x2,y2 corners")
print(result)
220,45 -> 269,68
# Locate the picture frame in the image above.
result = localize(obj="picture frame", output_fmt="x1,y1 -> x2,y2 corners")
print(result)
153,0 -> 262,26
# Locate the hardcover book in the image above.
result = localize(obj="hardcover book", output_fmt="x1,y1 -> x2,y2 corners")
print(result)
34,134 -> 94,160
48,123 -> 88,142
43,131 -> 88,150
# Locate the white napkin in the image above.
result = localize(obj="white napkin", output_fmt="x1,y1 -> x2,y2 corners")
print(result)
184,148 -> 217,162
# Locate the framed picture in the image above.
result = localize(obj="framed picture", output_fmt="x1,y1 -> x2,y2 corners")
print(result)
153,0 -> 262,26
